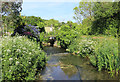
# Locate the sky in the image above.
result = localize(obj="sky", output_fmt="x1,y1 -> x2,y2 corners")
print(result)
21,0 -> 79,23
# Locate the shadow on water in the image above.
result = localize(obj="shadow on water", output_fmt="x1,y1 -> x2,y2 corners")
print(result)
38,46 -> 120,80
43,46 -> 66,55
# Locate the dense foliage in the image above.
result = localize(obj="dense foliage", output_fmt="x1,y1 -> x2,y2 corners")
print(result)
73,2 -> 120,36
21,16 -> 44,26
55,25 -> 78,49
1,2 -> 23,35
1,36 -> 47,80
1,1 -> 120,79
44,19 -> 61,27
67,36 -> 119,76
91,2 -> 119,36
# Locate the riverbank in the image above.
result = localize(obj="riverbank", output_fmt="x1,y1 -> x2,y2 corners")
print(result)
38,46 -> 120,80
67,35 -> 118,76
42,35 -> 119,76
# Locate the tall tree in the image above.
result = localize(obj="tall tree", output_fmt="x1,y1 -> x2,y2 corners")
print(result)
91,2 -> 120,35
73,1 -> 94,23
2,0 -> 23,32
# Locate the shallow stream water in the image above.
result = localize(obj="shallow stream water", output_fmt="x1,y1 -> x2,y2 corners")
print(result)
38,46 -> 120,80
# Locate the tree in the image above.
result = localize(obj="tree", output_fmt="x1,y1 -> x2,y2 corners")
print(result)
73,1 -> 94,23
2,1 -> 23,27
73,1 -> 120,36
91,2 -> 120,35
21,16 -> 44,26
37,22 -> 45,33
44,19 -> 60,27
1,1 -> 23,36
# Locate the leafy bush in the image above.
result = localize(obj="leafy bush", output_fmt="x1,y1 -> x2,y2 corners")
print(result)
37,22 -> 45,33
1,36 -> 47,80
56,25 -> 78,49
68,37 -> 96,58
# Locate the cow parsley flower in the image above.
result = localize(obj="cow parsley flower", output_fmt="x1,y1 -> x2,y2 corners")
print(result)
16,61 -> 20,65
9,58 -> 13,61
29,62 -> 31,64
9,70 -> 12,72
23,47 -> 26,50
13,45 -> 16,48
7,49 -> 11,53
32,49 -> 35,52
29,52 -> 32,55
16,49 -> 21,52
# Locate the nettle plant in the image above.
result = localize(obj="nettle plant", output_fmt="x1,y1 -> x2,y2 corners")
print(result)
1,36 -> 47,80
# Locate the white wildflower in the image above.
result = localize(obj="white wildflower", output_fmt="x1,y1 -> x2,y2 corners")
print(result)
29,52 -> 32,55
12,10 -> 14,12
13,45 -> 16,47
16,49 -> 21,52
23,47 -> 26,50
91,45 -> 94,49
9,58 -> 13,61
32,49 -> 34,52
29,62 -> 31,64
16,61 -> 20,65
85,44 -> 88,47
7,49 -> 11,53
88,41 -> 93,44
9,70 -> 11,72
23,51 -> 26,53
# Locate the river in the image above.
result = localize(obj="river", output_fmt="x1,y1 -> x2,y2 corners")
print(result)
37,46 -> 120,80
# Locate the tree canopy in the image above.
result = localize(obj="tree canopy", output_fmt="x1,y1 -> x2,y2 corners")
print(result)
73,1 -> 120,36
2,1 -> 23,29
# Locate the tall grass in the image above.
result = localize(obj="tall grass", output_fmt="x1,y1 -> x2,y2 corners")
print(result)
68,36 -> 119,76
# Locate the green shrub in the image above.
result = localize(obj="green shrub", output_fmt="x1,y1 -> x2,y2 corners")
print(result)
68,36 -> 96,57
1,36 -> 47,80
56,25 -> 78,49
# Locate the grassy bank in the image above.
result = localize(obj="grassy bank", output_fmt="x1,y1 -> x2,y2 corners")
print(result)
67,35 -> 119,76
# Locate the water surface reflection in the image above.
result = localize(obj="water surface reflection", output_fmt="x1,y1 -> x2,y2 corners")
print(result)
39,47 -> 120,80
